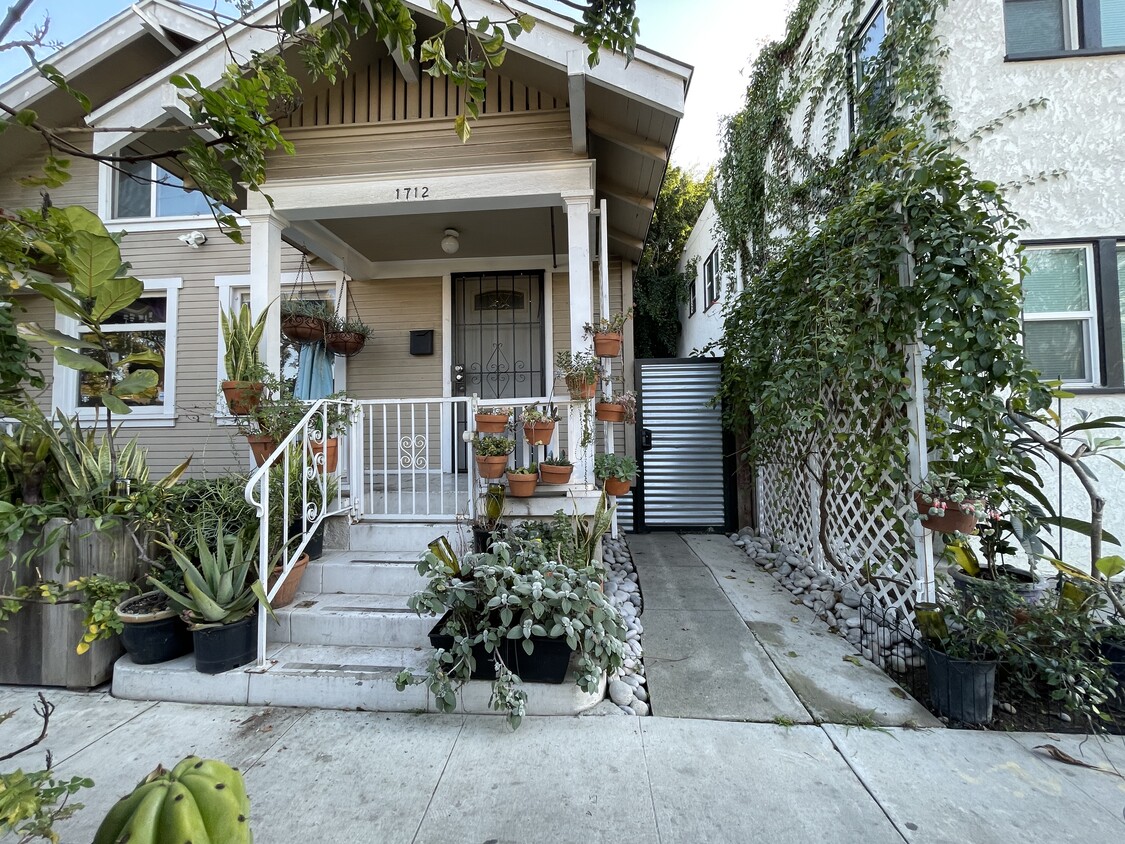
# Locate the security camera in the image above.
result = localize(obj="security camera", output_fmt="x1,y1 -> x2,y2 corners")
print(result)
178,230 -> 208,248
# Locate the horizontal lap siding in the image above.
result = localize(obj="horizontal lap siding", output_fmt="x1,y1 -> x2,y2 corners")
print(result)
0,136 -> 99,209
266,112 -> 575,180
346,277 -> 443,400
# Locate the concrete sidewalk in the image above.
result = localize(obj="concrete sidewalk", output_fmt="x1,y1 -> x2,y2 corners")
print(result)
632,533 -> 938,727
2,686 -> 1123,843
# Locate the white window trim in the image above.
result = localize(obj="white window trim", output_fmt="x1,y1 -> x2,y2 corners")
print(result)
703,249 -> 721,312
53,277 -> 182,427
213,271 -> 347,421
98,161 -> 230,228
1022,243 -> 1100,387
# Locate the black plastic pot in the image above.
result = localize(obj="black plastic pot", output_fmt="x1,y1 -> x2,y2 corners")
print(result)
117,591 -> 193,665
505,636 -> 574,684
472,525 -> 506,554
290,519 -> 324,561
192,615 -> 256,675
950,566 -> 1047,605
429,614 -> 497,680
924,645 -> 997,724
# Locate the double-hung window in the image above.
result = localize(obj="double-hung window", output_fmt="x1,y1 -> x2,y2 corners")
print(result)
1005,0 -> 1125,57
688,271 -> 697,318
850,3 -> 889,134
703,249 -> 721,311
112,158 -> 213,220
1021,241 -> 1125,388
57,278 -> 181,423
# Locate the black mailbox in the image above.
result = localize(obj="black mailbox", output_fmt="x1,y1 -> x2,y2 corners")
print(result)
410,329 -> 434,356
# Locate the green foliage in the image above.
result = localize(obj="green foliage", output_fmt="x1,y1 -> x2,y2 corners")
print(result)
220,303 -> 268,383
158,475 -> 257,554
572,0 -> 639,67
396,540 -> 626,728
584,307 -> 633,337
634,166 -> 711,358
0,297 -> 42,403
507,464 -> 538,475
554,350 -> 599,381
149,523 -> 273,628
472,434 -> 515,457
92,756 -> 251,844
594,453 -> 636,483
70,575 -> 131,655
542,451 -> 572,467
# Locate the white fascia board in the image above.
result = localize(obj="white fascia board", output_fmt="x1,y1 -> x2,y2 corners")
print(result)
0,0 -> 217,105
88,4 -> 331,137
411,0 -> 690,117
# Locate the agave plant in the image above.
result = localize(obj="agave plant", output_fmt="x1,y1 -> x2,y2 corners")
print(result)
150,523 -> 274,629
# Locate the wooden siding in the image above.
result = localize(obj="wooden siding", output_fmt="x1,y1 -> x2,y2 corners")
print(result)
266,110 -> 576,181
345,277 -> 443,400
0,133 -> 100,209
281,59 -> 563,130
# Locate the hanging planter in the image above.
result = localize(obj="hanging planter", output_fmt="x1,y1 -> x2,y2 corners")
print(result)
281,308 -> 328,345
592,332 -> 623,357
281,257 -> 331,345
473,434 -> 515,479
521,403 -> 560,446
584,309 -> 632,358
475,409 -> 511,433
565,374 -> 596,400
595,402 -> 625,423
506,468 -> 538,497
540,453 -> 573,484
324,319 -> 372,357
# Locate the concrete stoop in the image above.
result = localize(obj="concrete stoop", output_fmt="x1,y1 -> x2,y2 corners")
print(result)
111,540 -> 604,716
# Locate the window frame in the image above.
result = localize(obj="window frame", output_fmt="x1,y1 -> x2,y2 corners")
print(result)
703,248 -> 722,312
53,277 -> 181,426
1021,243 -> 1100,387
1004,0 -> 1125,60
103,160 -> 216,224
848,2 -> 889,137
688,270 -> 697,318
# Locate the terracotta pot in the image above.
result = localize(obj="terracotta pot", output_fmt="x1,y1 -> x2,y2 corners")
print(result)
475,413 -> 509,433
221,380 -> 263,415
507,472 -> 538,498
539,463 -> 574,485
476,455 -> 510,479
269,554 -> 310,608
281,314 -> 326,344
604,477 -> 631,496
595,402 -> 626,423
308,436 -> 339,472
324,330 -> 366,357
914,491 -> 978,535
523,421 -> 556,446
565,374 -> 596,400
247,434 -> 277,467
593,332 -> 623,357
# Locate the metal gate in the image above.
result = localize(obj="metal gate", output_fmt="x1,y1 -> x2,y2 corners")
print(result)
633,358 -> 733,531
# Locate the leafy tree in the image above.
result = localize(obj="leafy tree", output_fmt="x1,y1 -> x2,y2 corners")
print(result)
633,165 -> 711,358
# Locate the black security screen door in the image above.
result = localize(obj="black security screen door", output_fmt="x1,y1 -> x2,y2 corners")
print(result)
452,271 -> 546,461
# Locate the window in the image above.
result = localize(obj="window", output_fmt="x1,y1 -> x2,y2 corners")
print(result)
688,272 -> 697,318
850,4 -> 889,133
57,278 -> 180,422
1005,0 -> 1125,57
703,249 -> 721,311
113,159 -> 213,220
1022,246 -> 1098,383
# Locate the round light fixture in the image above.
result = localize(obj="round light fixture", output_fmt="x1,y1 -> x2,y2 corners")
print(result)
441,228 -> 460,255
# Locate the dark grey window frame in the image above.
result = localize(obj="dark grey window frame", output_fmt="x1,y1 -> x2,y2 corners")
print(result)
847,1 -> 888,139
1022,237 -> 1125,392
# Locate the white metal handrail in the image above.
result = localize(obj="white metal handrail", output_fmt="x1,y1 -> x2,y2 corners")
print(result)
244,397 -> 359,669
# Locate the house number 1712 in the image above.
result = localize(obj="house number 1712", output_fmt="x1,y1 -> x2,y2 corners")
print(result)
395,186 -> 430,200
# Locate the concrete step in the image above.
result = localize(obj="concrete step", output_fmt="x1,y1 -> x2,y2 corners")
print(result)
268,592 -> 436,649
112,643 -> 605,715
348,522 -> 469,556
308,553 -> 428,597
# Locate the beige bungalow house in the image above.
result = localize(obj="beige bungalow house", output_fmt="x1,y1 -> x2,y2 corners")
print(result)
2,1 -> 690,708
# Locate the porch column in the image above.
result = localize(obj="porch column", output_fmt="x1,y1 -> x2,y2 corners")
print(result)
247,211 -> 287,378
564,193 -> 595,483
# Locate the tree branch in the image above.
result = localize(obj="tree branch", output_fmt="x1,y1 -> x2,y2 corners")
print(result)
0,692 -> 54,763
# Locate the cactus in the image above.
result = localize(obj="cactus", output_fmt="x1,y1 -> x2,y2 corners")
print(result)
92,755 -> 252,844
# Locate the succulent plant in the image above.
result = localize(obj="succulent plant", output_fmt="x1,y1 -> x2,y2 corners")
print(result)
92,756 -> 252,844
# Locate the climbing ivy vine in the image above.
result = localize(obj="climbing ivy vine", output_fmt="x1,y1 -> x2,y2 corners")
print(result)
713,0 -> 1047,504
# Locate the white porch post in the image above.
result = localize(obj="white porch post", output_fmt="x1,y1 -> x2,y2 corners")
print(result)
247,211 -> 286,377
564,193 -> 594,483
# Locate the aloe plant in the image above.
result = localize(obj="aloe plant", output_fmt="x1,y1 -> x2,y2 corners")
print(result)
149,523 -> 274,629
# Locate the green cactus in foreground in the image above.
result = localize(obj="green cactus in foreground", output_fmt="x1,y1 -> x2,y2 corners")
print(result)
92,755 -> 251,844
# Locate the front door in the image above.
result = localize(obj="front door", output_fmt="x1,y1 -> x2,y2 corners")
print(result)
452,271 -> 546,464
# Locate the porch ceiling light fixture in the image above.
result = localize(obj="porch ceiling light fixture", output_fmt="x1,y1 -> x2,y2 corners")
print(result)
441,228 -> 460,255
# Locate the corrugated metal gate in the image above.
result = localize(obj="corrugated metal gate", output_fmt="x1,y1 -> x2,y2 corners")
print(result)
632,358 -> 733,532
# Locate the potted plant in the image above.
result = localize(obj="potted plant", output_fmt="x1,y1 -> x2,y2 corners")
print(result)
148,523 -> 275,675
555,350 -> 600,400
280,300 -> 331,345
540,451 -> 573,485
219,303 -> 268,415
521,403 -> 559,446
941,497 -> 1047,604
115,588 -> 193,665
474,405 -> 512,434
472,434 -> 514,479
231,375 -> 308,467
595,390 -> 637,424
594,453 -> 637,496
396,538 -> 627,728
324,316 -> 373,357
305,392 -> 354,473
918,594 -> 1002,725
584,307 -> 632,358
472,483 -> 506,553
506,464 -> 538,497
913,471 -> 989,535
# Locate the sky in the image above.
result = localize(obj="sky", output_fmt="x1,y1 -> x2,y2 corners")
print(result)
0,0 -> 794,169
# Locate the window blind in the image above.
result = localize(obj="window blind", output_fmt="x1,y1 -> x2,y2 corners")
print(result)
1100,0 -> 1125,46
1024,320 -> 1088,381
1004,0 -> 1066,53
1023,248 -> 1090,313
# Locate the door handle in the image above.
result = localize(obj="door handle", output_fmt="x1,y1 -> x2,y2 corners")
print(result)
642,428 -> 653,452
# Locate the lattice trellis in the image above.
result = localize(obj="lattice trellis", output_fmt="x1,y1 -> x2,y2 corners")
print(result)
756,388 -> 922,616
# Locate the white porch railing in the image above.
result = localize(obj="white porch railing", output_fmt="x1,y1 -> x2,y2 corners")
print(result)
244,397 -> 359,670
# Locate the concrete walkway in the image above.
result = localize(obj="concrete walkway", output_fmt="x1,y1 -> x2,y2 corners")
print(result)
631,533 -> 939,727
2,686 -> 1123,843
